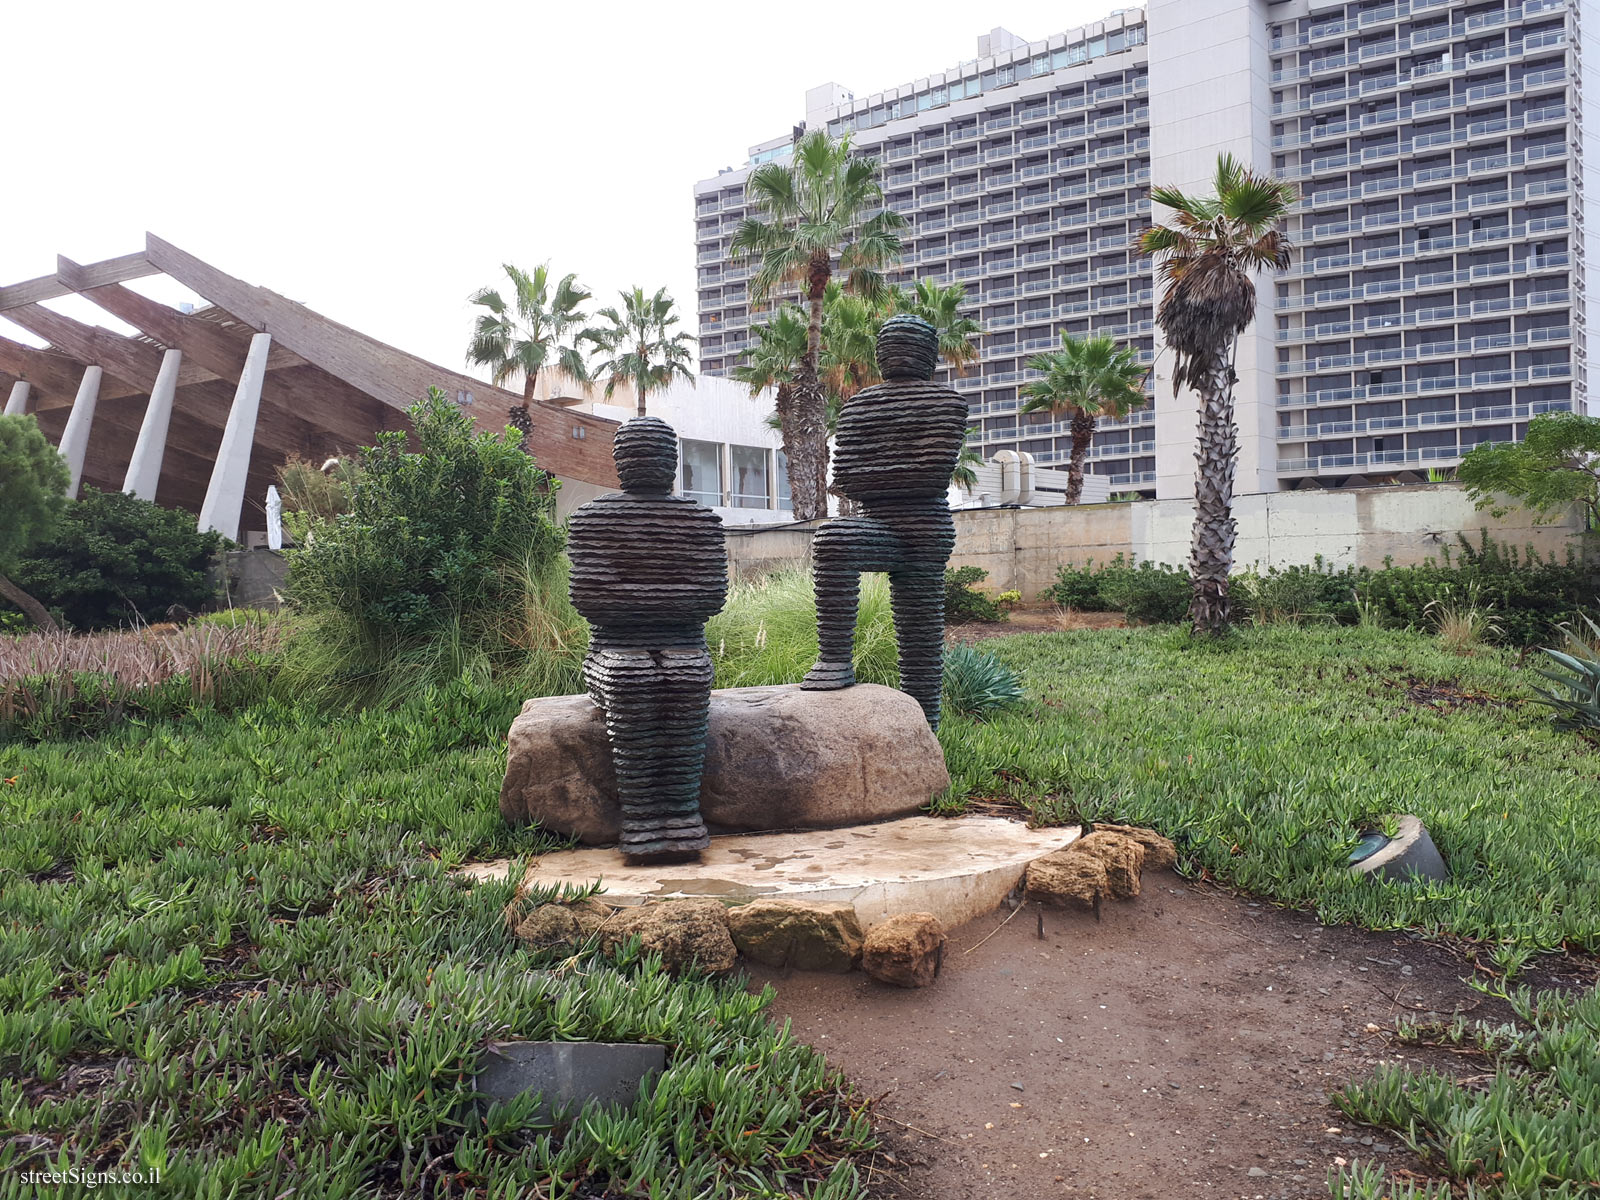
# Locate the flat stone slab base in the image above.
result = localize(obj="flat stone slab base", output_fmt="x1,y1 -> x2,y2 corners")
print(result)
460,815 -> 1080,929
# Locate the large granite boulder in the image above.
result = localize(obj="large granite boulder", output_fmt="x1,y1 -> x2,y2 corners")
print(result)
500,683 -> 949,843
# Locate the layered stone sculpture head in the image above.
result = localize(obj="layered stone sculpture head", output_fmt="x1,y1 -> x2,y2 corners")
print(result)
800,315 -> 971,729
612,415 -> 678,493
875,314 -> 941,381
563,416 -> 727,863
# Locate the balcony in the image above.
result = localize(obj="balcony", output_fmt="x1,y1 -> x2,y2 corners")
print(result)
1277,398 -> 1574,444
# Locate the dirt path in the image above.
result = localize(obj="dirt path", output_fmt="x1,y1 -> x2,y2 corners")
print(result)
749,879 -> 1588,1200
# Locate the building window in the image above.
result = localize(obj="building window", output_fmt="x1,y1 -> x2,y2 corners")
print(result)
730,444 -> 769,508
775,449 -> 792,510
681,438 -> 722,505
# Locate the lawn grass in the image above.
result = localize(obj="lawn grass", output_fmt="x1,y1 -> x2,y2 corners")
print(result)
938,625 -> 1600,954
0,681 -> 870,1198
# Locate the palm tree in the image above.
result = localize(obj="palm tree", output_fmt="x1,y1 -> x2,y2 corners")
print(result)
896,279 -> 981,375
1140,154 -> 1296,635
466,264 -> 592,403
819,283 -> 892,405
730,305 -> 808,436
951,429 -> 983,494
730,130 -> 905,520
587,287 -> 695,417
1020,334 -> 1148,506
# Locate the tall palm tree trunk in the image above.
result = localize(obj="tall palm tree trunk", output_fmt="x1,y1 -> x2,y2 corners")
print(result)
785,254 -> 833,522
0,572 -> 58,632
1065,411 -> 1096,505
1189,347 -> 1239,635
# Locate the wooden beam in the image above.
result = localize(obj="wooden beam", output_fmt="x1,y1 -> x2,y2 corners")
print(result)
3,304 -> 168,392
140,233 -> 619,484
0,336 -> 97,398
70,275 -> 302,380
0,252 -> 155,312
54,252 -> 158,293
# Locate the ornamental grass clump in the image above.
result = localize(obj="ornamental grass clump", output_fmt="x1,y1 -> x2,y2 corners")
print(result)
0,620 -> 281,742
707,566 -> 897,688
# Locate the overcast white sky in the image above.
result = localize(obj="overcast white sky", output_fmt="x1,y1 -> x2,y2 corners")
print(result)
6,0 -> 1123,377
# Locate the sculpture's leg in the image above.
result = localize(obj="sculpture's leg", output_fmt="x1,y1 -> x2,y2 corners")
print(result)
889,569 -> 947,730
803,517 -> 892,690
588,646 -> 713,863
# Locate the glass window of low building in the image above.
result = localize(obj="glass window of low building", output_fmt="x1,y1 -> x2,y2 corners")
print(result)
775,449 -> 792,510
681,438 -> 722,505
730,445 -> 769,508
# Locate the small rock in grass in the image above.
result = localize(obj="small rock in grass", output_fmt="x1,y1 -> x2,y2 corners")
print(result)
1092,823 -> 1179,873
599,899 -> 738,975
727,899 -> 864,972
510,898 -> 616,951
862,913 -> 945,988
1069,831 -> 1147,899
1025,851 -> 1108,909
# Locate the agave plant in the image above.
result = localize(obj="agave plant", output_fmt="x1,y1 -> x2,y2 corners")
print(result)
941,643 -> 1024,719
1532,613 -> 1600,731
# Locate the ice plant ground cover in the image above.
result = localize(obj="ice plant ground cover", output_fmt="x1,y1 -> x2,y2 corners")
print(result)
0,624 -> 1596,1196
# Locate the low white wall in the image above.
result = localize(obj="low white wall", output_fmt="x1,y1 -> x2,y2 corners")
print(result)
721,484 -> 1587,596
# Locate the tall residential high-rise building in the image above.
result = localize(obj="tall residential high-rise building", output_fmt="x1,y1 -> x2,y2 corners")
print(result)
693,0 -> 1594,500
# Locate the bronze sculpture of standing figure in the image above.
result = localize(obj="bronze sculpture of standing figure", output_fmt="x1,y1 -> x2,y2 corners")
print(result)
567,417 -> 727,862
802,315 -> 969,729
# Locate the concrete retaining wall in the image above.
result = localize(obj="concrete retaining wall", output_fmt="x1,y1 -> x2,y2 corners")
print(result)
722,484 -> 1585,597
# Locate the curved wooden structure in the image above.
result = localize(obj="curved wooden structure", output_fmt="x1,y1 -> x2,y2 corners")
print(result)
0,235 -> 618,538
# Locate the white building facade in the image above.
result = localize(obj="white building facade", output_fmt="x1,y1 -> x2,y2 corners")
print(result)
693,0 -> 1595,501
559,375 -> 794,524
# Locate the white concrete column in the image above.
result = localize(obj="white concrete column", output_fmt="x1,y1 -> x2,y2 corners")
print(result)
4,380 -> 30,416
57,365 -> 103,499
198,332 -> 271,540
122,348 -> 182,501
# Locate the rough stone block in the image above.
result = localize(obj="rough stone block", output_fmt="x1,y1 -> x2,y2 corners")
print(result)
1069,831 -> 1147,898
1025,850 -> 1109,908
500,683 -> 950,842
862,912 -> 945,988
1093,823 -> 1179,873
475,1041 -> 666,1123
727,899 -> 864,972
597,898 -> 738,974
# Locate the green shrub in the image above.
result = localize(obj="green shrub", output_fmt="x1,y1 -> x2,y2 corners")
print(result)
1234,559 -> 1361,625
944,565 -> 1006,623
1354,534 -> 1593,647
941,643 -> 1023,718
1041,554 -> 1190,622
1101,560 -> 1191,623
6,487 -> 223,630
1040,560 -> 1114,611
280,390 -> 570,706
1044,537 -> 1595,644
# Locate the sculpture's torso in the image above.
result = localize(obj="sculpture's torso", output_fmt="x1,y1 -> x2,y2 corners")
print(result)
568,491 -> 727,647
830,380 -> 971,504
